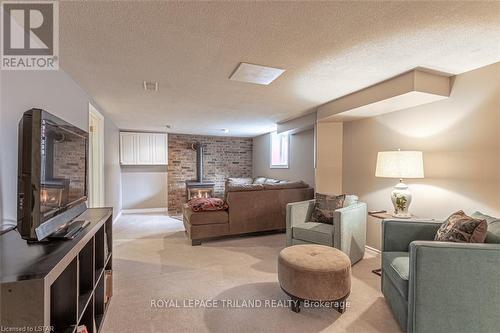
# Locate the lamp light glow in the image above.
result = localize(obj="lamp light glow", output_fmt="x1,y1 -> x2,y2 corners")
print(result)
376,150 -> 424,218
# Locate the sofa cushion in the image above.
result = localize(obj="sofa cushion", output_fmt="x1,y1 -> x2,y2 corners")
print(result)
472,211 -> 500,224
226,183 -> 264,192
435,210 -> 487,243
226,177 -> 253,185
183,206 -> 229,226
485,223 -> 500,244
292,222 -> 334,245
472,211 -> 500,244
264,178 -> 281,184
382,252 -> 409,300
262,181 -> 308,190
253,177 -> 267,184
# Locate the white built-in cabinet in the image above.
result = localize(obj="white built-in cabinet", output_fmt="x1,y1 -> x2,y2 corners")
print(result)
120,132 -> 168,165
120,132 -> 137,165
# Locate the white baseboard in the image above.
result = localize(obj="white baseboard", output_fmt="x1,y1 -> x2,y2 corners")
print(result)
121,207 -> 168,214
112,211 -> 122,224
365,245 -> 381,254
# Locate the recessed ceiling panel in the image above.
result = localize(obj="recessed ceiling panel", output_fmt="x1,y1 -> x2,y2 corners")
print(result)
229,63 -> 285,85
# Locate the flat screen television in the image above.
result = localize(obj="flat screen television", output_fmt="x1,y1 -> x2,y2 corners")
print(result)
18,109 -> 89,241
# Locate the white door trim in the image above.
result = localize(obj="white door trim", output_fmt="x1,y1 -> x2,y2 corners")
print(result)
89,103 -> 105,207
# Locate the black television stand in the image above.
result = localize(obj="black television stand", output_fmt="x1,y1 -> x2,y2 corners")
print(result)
1,208 -> 113,333
49,219 -> 91,240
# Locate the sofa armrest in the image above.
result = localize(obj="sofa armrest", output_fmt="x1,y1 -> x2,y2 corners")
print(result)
408,241 -> 500,333
285,199 -> 314,246
382,219 -> 442,253
333,202 -> 367,264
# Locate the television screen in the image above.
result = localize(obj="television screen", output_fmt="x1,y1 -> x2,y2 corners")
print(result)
40,118 -> 87,221
17,109 -> 88,241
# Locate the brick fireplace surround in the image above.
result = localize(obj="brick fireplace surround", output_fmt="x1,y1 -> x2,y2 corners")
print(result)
167,134 -> 253,215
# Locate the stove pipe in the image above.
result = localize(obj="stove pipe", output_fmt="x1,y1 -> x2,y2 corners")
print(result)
193,142 -> 203,183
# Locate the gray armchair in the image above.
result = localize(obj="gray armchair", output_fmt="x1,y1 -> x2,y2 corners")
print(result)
382,217 -> 500,333
285,199 -> 367,264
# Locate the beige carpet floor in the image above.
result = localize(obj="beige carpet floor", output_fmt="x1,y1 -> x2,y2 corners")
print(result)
102,213 -> 401,333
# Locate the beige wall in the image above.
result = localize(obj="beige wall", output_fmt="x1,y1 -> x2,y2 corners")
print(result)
253,129 -> 315,187
121,166 -> 168,210
342,62 -> 500,250
315,122 -> 343,195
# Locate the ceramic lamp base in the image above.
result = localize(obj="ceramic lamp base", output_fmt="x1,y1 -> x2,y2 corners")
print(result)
392,212 -> 412,218
391,181 -> 412,218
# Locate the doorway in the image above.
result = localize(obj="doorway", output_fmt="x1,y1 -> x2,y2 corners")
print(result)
89,103 -> 105,208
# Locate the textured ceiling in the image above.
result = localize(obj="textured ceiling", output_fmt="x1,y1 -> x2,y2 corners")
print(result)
59,1 -> 500,137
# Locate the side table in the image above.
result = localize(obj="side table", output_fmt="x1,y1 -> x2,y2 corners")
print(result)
368,212 -> 394,276
369,212 -> 432,277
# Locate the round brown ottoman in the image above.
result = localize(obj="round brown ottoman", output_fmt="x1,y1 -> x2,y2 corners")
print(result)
278,244 -> 351,313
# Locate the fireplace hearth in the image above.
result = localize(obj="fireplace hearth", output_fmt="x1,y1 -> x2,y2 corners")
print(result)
186,142 -> 215,201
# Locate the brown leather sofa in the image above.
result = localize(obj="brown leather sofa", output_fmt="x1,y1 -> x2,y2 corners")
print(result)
183,178 -> 314,245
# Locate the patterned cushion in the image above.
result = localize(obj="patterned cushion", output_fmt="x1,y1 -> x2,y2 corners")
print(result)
309,193 -> 346,225
187,198 -> 228,212
314,193 -> 346,211
435,210 -> 488,243
310,206 -> 335,224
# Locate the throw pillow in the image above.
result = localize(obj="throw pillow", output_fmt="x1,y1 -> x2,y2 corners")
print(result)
471,211 -> 500,224
226,177 -> 253,185
435,210 -> 488,243
310,206 -> 335,225
309,193 -> 346,225
315,193 -> 346,211
264,178 -> 281,184
187,198 -> 228,212
253,177 -> 267,184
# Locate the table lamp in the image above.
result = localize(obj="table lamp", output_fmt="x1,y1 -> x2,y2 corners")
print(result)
375,150 -> 424,218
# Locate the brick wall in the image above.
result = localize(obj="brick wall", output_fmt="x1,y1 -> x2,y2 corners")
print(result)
168,133 -> 253,214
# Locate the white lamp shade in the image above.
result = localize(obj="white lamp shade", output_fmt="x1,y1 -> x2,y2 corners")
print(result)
375,151 -> 424,179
